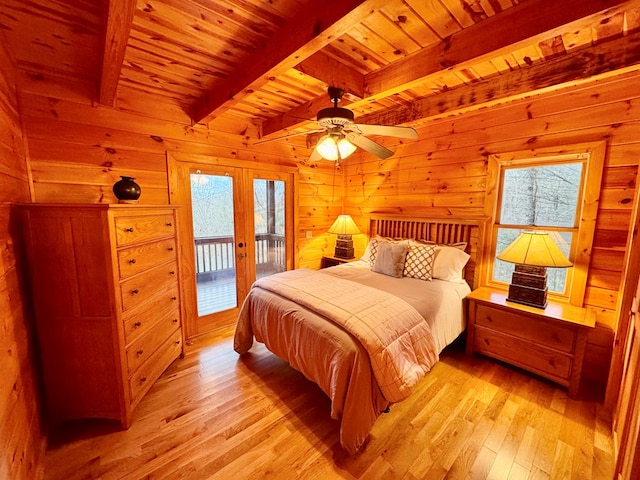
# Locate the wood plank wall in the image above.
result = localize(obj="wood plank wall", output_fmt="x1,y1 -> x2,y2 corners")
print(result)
343,69 -> 640,391
15,76 -> 343,268
0,36 -> 45,479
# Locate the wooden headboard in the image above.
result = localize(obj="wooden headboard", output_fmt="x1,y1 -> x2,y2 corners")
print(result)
369,215 -> 489,290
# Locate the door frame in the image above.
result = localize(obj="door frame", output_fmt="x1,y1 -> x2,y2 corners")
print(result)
167,152 -> 297,339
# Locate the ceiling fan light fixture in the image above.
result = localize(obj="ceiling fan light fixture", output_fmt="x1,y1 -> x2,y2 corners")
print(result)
316,134 -> 339,161
337,137 -> 357,159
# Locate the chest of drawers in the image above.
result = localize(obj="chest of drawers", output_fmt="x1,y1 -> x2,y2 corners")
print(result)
21,204 -> 184,427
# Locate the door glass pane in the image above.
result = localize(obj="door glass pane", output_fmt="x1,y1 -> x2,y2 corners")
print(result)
190,173 -> 237,316
254,179 -> 286,279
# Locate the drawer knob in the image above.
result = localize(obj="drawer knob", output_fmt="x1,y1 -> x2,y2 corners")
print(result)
125,227 -> 134,233
169,271 -> 175,275
140,376 -> 147,383
168,247 -> 174,251
172,318 -> 178,323
128,258 -> 136,264
175,341 -> 180,345
166,222 -> 173,227
131,289 -> 139,295
171,296 -> 177,301
134,321 -> 142,328
136,349 -> 143,356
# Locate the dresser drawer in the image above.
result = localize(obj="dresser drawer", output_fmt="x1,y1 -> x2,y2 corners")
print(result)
114,214 -> 175,247
117,238 -> 177,280
126,316 -> 181,374
122,297 -> 180,345
475,304 -> 576,353
120,263 -> 178,312
474,325 -> 572,383
129,329 -> 182,406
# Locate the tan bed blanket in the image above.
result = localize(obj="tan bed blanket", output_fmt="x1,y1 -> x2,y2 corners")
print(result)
237,268 -> 438,402
234,268 -> 439,452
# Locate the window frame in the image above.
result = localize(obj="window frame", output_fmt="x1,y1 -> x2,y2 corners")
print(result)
482,141 -> 606,306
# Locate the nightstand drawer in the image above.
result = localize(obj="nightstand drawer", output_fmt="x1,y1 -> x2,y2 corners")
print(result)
476,304 -> 576,353
474,326 -> 572,383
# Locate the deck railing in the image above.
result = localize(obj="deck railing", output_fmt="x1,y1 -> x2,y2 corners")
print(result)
194,234 -> 285,281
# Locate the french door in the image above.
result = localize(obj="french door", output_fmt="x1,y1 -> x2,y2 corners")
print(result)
168,156 -> 295,338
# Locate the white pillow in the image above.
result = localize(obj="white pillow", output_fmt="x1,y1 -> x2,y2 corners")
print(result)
372,242 -> 408,278
403,244 -> 437,281
432,246 -> 470,282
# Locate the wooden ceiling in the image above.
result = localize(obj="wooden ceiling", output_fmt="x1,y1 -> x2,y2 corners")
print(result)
2,0 -> 640,143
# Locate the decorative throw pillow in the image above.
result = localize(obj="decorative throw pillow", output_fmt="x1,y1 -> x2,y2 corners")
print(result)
372,242 -> 409,278
403,244 -> 437,281
362,236 -> 409,265
432,246 -> 471,282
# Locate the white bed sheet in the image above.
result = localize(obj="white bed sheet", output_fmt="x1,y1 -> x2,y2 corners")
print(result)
322,260 -> 470,352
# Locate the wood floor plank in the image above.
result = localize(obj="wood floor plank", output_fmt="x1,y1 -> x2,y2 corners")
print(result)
42,333 -> 614,480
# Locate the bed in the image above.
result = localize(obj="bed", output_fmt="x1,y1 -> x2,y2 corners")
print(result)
234,216 -> 487,454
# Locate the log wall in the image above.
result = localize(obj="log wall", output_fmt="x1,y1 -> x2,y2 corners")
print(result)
343,69 -> 640,390
0,37 -> 45,479
16,76 -> 343,272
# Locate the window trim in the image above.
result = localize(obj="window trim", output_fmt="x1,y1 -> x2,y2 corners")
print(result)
483,141 -> 606,306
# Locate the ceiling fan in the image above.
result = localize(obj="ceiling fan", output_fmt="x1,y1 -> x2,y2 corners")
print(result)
257,87 -> 418,162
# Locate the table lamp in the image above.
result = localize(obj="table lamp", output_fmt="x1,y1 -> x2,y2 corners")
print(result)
497,231 -> 573,308
327,215 -> 360,259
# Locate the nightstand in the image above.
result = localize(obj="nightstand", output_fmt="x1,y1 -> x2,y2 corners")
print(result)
466,287 -> 596,397
321,256 -> 357,268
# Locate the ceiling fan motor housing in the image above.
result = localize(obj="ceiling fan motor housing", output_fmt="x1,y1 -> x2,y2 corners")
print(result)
317,107 -> 354,127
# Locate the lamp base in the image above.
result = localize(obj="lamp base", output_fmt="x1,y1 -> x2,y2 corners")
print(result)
506,264 -> 548,309
506,285 -> 548,309
334,234 -> 355,259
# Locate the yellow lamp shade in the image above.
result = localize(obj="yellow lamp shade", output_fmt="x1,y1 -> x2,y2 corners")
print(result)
497,231 -> 572,268
327,215 -> 360,235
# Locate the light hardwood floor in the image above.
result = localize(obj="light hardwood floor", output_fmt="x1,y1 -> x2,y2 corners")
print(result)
44,326 -> 614,479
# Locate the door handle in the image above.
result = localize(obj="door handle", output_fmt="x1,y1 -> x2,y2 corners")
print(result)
238,253 -> 247,259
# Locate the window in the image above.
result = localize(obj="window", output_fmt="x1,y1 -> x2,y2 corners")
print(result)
484,142 -> 606,305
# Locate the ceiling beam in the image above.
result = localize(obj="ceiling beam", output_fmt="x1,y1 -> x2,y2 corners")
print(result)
294,51 -> 365,98
99,0 -> 136,106
260,0 -> 630,135
364,0 -> 630,99
356,31 -> 640,128
189,0 -> 386,125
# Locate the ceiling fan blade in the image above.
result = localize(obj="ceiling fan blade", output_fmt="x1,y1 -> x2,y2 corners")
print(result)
351,124 -> 418,139
345,132 -> 394,159
253,128 -> 325,145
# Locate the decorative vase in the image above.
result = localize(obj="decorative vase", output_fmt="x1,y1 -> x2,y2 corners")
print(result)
113,176 -> 141,203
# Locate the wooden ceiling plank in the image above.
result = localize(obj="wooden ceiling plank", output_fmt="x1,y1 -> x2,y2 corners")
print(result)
99,0 -> 137,106
380,2 -> 440,46
190,0 -> 387,124
404,0 -> 463,39
262,0 -> 630,137
356,30 -> 640,127
365,0 -> 631,99
294,51 -> 365,98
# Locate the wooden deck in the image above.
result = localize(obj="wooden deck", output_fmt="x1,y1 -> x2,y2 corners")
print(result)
196,278 -> 237,316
